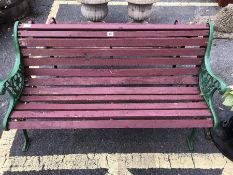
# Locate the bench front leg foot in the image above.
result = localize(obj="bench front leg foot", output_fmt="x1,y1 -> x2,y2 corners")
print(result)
22,129 -> 31,152
187,128 -> 196,151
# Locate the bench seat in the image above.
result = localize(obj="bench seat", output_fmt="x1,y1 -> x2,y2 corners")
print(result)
0,21 -> 228,151
10,86 -> 212,129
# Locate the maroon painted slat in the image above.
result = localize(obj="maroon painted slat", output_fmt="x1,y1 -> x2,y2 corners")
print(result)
8,119 -> 213,129
21,48 -> 205,57
23,58 -> 203,66
20,95 -> 204,102
23,87 -> 200,95
18,23 -> 208,30
19,38 -> 208,47
14,102 -> 208,110
25,68 -> 199,76
26,77 -> 198,86
18,30 -> 209,38
11,109 -> 212,119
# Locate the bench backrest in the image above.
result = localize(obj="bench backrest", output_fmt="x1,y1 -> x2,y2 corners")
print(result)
18,23 -> 209,87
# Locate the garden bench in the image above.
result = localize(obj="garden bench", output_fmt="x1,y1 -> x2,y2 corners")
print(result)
0,21 -> 228,152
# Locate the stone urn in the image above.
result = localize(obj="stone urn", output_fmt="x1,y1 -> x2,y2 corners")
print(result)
0,0 -> 30,24
215,4 -> 233,33
127,0 -> 158,22
80,0 -> 111,22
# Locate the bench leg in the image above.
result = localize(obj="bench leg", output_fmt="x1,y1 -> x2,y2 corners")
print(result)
187,128 -> 196,151
204,128 -> 212,140
22,129 -> 31,152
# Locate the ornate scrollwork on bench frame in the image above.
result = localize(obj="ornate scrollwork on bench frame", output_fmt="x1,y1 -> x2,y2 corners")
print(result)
199,21 -> 228,128
0,21 -> 24,130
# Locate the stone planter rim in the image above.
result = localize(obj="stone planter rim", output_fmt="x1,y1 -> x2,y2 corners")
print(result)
215,4 -> 233,33
127,2 -> 153,21
79,0 -> 111,4
127,0 -> 159,4
81,2 -> 108,22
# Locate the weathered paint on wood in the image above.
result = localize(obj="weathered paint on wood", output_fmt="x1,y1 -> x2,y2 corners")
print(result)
25,68 -> 199,77
26,77 -> 198,86
23,87 -> 200,95
23,58 -> 202,66
11,109 -> 212,119
21,48 -> 205,57
18,23 -> 209,30
18,30 -> 209,37
19,38 -> 208,47
15,102 -> 208,110
20,94 -> 204,102
8,119 -> 213,129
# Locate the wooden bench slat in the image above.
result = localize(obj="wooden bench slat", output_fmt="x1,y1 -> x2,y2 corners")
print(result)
20,95 -> 203,102
23,58 -> 202,66
26,77 -> 198,86
23,87 -> 200,95
18,23 -> 209,30
14,102 -> 208,110
8,119 -> 213,129
18,30 -> 209,38
21,48 -> 205,57
19,38 -> 208,47
25,68 -> 199,77
11,109 -> 212,119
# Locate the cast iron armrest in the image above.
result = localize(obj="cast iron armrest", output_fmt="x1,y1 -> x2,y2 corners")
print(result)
199,21 -> 228,128
0,21 -> 24,130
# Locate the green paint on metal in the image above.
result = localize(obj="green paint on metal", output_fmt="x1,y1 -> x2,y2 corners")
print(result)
0,21 -> 24,130
199,21 -> 228,128
187,128 -> 196,151
2,96 -> 15,131
22,130 -> 31,152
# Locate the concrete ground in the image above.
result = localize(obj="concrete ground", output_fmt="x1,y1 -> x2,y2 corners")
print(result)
1,0 -> 233,174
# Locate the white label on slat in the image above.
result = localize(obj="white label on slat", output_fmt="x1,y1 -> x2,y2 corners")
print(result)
23,24 -> 31,28
107,32 -> 114,37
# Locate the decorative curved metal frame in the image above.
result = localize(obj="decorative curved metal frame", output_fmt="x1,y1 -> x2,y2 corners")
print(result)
0,21 -> 24,131
187,21 -> 228,151
199,21 -> 228,128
